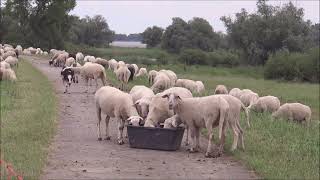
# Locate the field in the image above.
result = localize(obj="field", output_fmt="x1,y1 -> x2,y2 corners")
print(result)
0,59 -> 57,179
92,47 -> 319,179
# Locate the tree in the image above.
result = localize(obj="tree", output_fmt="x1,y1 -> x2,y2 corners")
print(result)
142,26 -> 163,48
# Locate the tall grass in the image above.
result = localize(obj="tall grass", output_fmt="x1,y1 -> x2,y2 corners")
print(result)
0,59 -> 57,179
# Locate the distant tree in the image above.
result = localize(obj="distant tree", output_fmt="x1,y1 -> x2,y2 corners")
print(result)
142,26 -> 163,48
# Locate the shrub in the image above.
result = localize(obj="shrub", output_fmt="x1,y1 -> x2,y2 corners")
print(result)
178,48 -> 208,65
207,49 -> 240,67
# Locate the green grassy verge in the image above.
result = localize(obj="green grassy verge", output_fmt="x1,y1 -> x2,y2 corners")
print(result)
0,59 -> 57,179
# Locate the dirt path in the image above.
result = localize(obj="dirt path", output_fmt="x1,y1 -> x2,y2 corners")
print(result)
25,55 -> 257,179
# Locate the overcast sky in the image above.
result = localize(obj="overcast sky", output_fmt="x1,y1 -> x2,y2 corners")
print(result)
71,1 -> 319,34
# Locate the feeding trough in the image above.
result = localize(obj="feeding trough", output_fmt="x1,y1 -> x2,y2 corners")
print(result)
127,125 -> 185,151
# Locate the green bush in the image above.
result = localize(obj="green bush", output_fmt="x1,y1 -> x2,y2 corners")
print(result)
264,48 -> 319,82
178,48 -> 208,65
207,50 -> 240,67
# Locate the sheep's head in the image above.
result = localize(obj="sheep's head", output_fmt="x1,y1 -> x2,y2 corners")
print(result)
162,93 -> 181,110
135,98 -> 151,119
127,116 -> 143,126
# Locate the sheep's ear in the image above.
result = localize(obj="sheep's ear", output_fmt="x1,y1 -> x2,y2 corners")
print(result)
175,95 -> 181,100
162,94 -> 169,99
126,117 -> 132,121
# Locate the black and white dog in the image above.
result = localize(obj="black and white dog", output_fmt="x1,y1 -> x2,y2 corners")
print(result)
61,66 -> 75,93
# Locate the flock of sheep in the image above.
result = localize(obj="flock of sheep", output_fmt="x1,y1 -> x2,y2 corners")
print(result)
0,43 -> 313,158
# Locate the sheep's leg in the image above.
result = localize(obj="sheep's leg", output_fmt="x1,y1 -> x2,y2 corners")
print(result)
185,125 -> 189,146
94,78 -> 98,93
117,119 -> 125,145
236,120 -> 245,150
64,83 -> 68,93
96,107 -> 102,141
205,125 -> 214,157
218,123 -> 227,156
230,122 -> 239,151
195,127 -> 200,150
188,126 -> 198,153
84,77 -> 89,93
104,116 -> 111,140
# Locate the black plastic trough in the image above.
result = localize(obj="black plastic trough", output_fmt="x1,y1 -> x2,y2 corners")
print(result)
127,125 -> 185,151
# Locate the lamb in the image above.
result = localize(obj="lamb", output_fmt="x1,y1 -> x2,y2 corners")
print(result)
150,72 -> 171,93
159,69 -> 177,87
249,96 -> 280,113
5,56 -> 19,68
65,57 -> 76,67
144,87 -> 192,127
130,85 -> 155,118
175,79 -> 198,93
214,85 -> 228,94
95,86 -> 143,144
272,103 -> 311,125
136,68 -> 148,77
229,88 -> 243,99
195,81 -> 205,94
76,52 -> 84,63
0,68 -> 17,81
162,93 -> 229,157
148,70 -> 158,85
71,62 -> 108,93
239,91 -> 259,107
115,65 -> 131,91
108,59 -> 118,72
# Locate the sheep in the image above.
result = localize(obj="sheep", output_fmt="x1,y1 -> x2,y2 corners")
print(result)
0,61 -> 11,69
54,53 -> 68,67
239,91 -> 259,107
84,55 -> 95,63
272,103 -> 311,125
76,52 -> 84,63
249,96 -> 280,113
144,87 -> 193,128
71,62 -> 108,93
151,72 -> 171,93
15,45 -> 23,54
117,61 -> 126,68
162,93 -> 229,157
132,64 -> 139,75
115,65 -> 131,91
2,51 -> 17,60
23,49 -> 31,55
159,69 -> 177,87
214,85 -> 228,94
229,88 -> 243,99
95,58 -> 109,68
130,85 -> 155,119
175,79 -> 198,93
5,56 -> 19,68
65,57 -> 76,67
148,70 -> 158,85
0,68 -> 17,81
95,86 -> 143,144
136,68 -> 148,77
43,51 -> 48,56
108,59 -> 118,72
195,81 -> 205,94
0,49 -> 4,56
126,64 -> 136,81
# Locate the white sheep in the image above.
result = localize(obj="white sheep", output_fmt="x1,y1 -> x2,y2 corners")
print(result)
71,62 -> 108,93
151,72 -> 171,93
2,51 -> 17,60
195,81 -> 205,94
130,85 -> 155,119
175,79 -> 198,93
95,86 -> 143,144
5,56 -> 18,68
84,55 -> 95,63
0,61 -> 11,69
214,85 -> 228,94
117,61 -> 126,68
159,69 -> 177,87
249,96 -> 280,113
76,52 -> 84,63
0,68 -> 17,81
131,64 -> 139,75
136,68 -> 148,77
239,91 -> 259,107
115,65 -> 131,91
148,70 -> 158,85
229,88 -> 243,99
23,49 -> 31,55
65,57 -> 76,67
108,59 -> 118,72
54,53 -> 68,67
15,45 -> 23,54
162,93 -> 229,157
144,87 -> 193,128
272,103 -> 311,125
95,58 -> 109,68
43,51 -> 48,56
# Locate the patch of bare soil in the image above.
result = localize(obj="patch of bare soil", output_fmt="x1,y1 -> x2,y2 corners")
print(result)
25,56 -> 257,179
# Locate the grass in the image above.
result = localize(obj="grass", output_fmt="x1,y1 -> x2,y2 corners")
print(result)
0,59 -> 57,179
100,49 -> 319,179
